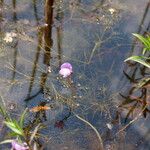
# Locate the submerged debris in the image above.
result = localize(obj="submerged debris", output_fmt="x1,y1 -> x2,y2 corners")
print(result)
108,8 -> 116,14
54,120 -> 64,129
30,105 -> 52,112
106,123 -> 113,130
3,32 -> 17,43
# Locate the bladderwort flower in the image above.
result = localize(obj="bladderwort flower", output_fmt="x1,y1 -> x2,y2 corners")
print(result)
59,62 -> 73,78
11,140 -> 29,150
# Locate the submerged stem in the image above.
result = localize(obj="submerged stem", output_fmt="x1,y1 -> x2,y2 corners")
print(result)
74,113 -> 104,150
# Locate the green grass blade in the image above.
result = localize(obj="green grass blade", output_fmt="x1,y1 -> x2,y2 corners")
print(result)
13,120 -> 24,135
4,121 -> 24,136
0,96 -> 10,120
8,131 -> 20,137
19,108 -> 28,128
125,56 -> 150,68
142,48 -> 148,55
133,33 -> 150,50
0,139 -> 13,144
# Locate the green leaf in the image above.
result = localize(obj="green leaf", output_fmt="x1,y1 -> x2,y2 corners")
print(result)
8,131 -> 20,137
133,33 -> 150,50
0,96 -> 10,120
0,139 -> 13,145
19,108 -> 28,128
125,56 -> 150,68
142,48 -> 147,55
13,120 -> 23,131
4,121 -> 24,136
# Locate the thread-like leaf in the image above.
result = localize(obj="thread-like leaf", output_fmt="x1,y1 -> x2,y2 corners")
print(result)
29,124 -> 41,144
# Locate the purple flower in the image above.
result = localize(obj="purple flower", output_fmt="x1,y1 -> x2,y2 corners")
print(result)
11,140 -> 29,150
59,62 -> 73,78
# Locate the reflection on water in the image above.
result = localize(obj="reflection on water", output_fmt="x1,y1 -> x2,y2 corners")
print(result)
0,0 -> 150,149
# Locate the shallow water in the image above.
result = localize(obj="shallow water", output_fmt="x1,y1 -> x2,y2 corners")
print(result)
0,0 -> 150,149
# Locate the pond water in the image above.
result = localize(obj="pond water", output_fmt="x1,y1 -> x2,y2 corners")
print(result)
0,0 -> 150,150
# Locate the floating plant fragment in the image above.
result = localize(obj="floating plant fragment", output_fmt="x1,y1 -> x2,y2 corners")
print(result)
3,32 -> 17,43
106,123 -> 113,130
47,66 -> 51,73
108,8 -> 116,14
30,105 -> 51,112
59,62 -> 73,78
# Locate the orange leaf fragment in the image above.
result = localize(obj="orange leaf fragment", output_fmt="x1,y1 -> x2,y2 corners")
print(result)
30,106 -> 51,112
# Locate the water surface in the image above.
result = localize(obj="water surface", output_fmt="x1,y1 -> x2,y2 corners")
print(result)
0,0 -> 150,149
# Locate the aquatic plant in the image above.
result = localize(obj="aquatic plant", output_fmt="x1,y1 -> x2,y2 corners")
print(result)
0,107 -> 30,149
117,34 -> 150,130
119,34 -> 150,123
125,33 -> 150,68
0,96 -> 10,121
0,98 -> 43,150
4,108 -> 28,137
59,62 -> 73,78
124,33 -> 150,91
